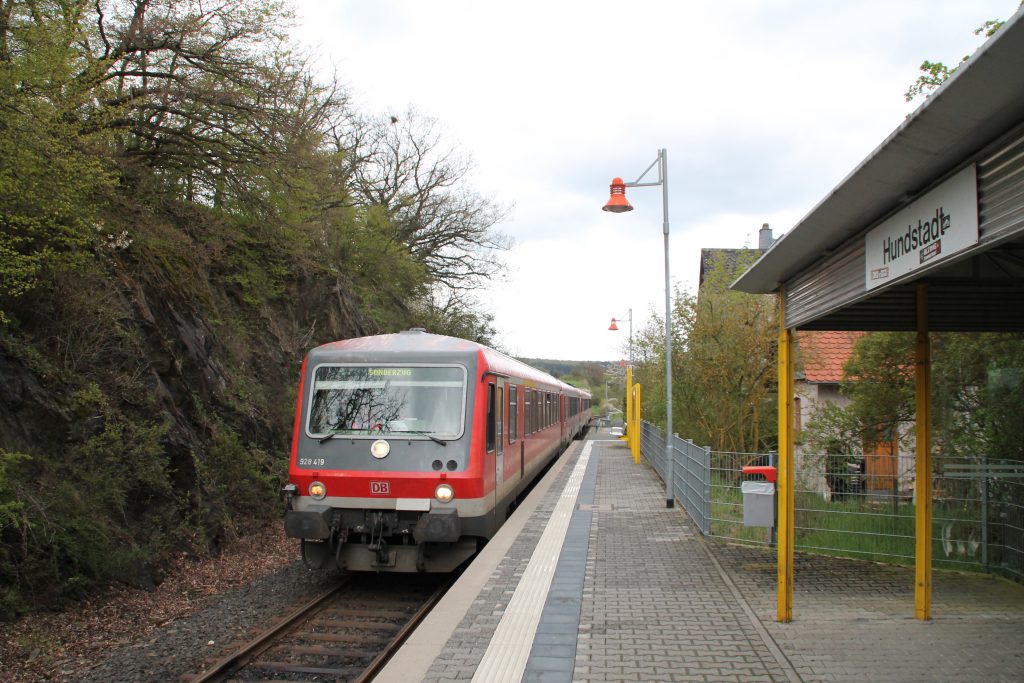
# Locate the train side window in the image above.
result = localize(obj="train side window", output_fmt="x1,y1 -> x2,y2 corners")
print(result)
533,391 -> 539,432
509,385 -> 518,444
497,386 -> 504,457
524,389 -> 532,435
486,383 -> 496,453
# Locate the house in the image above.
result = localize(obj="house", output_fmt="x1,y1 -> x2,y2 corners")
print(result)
698,224 -> 774,289
794,330 -> 916,500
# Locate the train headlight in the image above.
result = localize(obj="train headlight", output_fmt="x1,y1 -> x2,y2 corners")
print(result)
434,483 -> 455,503
308,481 -> 327,500
370,439 -> 391,459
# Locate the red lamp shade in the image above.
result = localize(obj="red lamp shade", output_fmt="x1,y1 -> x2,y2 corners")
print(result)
609,318 -> 619,331
602,177 -> 633,213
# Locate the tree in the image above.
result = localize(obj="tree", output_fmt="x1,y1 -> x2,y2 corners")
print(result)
632,250 -> 777,453
904,7 -> 1018,102
0,0 -> 513,617
932,333 -> 1024,465
81,1 -> 334,201
336,108 -> 512,293
408,288 -> 498,347
0,0 -> 117,322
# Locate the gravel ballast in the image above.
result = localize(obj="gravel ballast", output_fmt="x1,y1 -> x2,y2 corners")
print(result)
2,528 -> 342,683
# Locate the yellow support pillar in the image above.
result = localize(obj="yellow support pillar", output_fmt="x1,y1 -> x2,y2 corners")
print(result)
623,366 -> 633,445
777,288 -> 795,623
915,283 -> 933,621
633,383 -> 642,464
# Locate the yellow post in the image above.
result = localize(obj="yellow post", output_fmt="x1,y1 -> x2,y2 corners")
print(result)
633,383 -> 642,464
915,283 -> 933,621
623,366 -> 633,445
776,288 -> 794,623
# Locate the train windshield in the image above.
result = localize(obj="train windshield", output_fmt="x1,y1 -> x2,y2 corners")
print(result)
306,364 -> 467,440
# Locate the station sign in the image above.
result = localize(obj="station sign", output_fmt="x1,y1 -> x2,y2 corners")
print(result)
865,165 -> 979,290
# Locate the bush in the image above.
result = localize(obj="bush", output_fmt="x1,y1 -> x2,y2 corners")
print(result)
190,422 -> 281,549
0,410 -> 174,615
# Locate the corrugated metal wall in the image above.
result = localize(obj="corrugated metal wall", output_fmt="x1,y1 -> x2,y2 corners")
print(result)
978,130 -> 1024,243
785,124 -> 1024,330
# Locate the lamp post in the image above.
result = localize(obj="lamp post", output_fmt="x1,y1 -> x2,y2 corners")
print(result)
603,148 -> 674,509
608,309 -> 633,366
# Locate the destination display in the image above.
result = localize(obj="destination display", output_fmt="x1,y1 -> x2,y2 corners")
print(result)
865,165 -> 979,290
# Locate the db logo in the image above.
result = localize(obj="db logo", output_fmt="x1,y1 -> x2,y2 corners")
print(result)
370,481 -> 391,495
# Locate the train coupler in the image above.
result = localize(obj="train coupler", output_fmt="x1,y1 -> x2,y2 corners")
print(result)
366,513 -> 391,566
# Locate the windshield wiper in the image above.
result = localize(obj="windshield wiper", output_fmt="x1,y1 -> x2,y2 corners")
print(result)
390,430 -> 447,446
318,430 -> 448,446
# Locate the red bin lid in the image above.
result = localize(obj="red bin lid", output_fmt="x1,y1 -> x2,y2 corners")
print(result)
741,465 -> 777,483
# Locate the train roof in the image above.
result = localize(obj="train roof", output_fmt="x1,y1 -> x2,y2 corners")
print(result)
311,329 -> 590,397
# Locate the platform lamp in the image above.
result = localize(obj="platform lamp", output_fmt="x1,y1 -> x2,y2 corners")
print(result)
609,310 -> 635,456
603,148 -> 674,509
608,309 -> 633,366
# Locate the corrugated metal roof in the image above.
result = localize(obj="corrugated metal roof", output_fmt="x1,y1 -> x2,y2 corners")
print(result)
733,7 -> 1024,296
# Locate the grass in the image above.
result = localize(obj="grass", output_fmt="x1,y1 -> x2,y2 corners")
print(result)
708,477 -> 988,571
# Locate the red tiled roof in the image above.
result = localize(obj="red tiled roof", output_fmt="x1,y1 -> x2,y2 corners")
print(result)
796,331 -> 864,383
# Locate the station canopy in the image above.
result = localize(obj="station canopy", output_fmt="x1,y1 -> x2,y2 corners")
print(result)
732,8 -> 1024,333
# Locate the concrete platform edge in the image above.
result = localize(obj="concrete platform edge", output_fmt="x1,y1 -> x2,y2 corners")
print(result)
374,440 -> 585,683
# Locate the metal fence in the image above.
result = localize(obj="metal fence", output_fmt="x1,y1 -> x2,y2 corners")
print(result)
638,421 -> 711,536
636,420 -> 1024,582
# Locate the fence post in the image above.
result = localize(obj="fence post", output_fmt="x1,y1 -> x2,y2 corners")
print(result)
672,433 -> 679,509
982,454 -> 990,572
704,445 -> 712,536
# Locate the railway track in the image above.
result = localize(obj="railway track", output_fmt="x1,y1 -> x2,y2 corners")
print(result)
188,573 -> 451,682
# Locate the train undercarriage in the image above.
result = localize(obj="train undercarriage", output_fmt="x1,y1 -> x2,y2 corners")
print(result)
287,506 -> 479,572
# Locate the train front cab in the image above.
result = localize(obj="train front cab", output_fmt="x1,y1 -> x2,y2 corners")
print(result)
283,334 -> 592,573
284,342 -> 487,573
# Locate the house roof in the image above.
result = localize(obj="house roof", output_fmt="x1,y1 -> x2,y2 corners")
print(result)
699,248 -> 763,288
796,331 -> 864,383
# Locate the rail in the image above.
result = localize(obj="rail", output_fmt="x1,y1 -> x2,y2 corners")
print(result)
188,574 -> 451,682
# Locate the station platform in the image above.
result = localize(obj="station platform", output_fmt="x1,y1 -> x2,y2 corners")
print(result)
376,436 -> 1024,683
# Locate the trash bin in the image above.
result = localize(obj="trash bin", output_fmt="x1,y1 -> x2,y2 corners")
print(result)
741,480 -> 775,527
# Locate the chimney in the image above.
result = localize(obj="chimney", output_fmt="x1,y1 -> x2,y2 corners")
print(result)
758,223 -> 774,250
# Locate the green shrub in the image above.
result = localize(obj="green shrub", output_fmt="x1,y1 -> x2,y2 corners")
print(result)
0,413 -> 174,614
191,422 -> 281,546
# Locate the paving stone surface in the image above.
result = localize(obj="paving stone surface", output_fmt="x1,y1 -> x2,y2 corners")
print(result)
420,437 -> 1024,682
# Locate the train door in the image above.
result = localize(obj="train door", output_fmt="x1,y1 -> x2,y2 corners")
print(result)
560,394 -> 565,441
495,382 -> 504,493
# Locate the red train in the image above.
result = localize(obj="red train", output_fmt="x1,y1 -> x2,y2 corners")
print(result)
283,329 -> 591,572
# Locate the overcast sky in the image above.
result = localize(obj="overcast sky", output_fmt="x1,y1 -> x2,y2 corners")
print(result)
291,0 -> 1016,362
